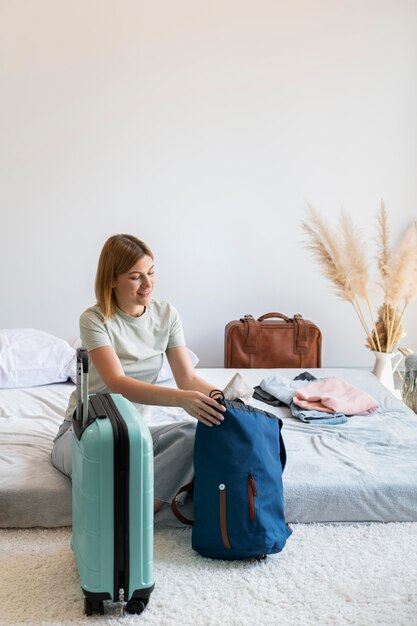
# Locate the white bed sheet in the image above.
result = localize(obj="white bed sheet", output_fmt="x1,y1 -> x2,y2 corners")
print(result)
1,368 -> 416,527
0,383 -> 73,527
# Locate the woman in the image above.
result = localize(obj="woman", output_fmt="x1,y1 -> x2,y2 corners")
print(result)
52,234 -> 225,513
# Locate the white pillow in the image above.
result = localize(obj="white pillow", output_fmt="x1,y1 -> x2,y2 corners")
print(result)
67,336 -> 82,350
0,329 -> 76,388
156,349 -> 199,383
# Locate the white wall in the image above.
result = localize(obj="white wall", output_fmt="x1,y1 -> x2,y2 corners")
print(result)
1,0 -> 416,367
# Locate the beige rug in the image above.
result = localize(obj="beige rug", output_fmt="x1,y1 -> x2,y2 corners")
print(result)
1,523 -> 417,625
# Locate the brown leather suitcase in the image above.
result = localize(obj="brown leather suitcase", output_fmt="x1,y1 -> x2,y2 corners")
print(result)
224,312 -> 322,368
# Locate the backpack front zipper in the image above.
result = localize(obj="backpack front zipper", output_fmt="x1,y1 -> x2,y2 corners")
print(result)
218,474 -> 259,550
248,474 -> 258,521
218,484 -> 232,549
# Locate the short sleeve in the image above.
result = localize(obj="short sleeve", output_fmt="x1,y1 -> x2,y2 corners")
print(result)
167,306 -> 186,349
79,308 -> 112,352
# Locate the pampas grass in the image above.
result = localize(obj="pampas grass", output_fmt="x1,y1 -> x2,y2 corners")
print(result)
302,202 -> 417,354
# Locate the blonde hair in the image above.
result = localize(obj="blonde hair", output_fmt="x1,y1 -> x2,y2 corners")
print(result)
95,234 -> 154,320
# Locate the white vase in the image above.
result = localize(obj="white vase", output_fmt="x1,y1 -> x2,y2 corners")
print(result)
372,350 -> 403,392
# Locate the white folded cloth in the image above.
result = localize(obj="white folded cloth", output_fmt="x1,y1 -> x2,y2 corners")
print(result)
222,372 -> 253,401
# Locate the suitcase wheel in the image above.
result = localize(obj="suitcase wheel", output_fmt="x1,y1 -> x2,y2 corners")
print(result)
126,598 -> 147,615
84,597 -> 104,616
84,598 -> 92,616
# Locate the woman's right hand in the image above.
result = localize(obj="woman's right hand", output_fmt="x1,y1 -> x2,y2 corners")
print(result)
178,390 -> 226,427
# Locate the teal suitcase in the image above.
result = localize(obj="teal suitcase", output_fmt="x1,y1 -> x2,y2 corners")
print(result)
71,348 -> 154,616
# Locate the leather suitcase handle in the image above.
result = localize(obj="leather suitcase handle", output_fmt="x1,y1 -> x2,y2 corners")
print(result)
242,312 -> 301,354
247,312 -> 309,354
257,312 -> 291,322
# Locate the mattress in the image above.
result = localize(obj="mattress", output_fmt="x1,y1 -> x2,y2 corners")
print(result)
0,383 -> 73,528
1,367 -> 416,528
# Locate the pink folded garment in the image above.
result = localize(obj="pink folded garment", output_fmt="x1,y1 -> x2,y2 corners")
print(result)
293,377 -> 379,415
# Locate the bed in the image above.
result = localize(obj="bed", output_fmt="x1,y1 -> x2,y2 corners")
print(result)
1,364 -> 417,528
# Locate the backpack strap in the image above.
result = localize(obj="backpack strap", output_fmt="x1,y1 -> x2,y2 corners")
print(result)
171,481 -> 194,526
209,389 -> 224,400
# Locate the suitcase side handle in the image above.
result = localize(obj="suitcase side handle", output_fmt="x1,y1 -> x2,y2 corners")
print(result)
76,348 -> 89,427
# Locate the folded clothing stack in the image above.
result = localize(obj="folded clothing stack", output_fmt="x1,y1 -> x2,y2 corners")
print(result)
254,373 -> 379,425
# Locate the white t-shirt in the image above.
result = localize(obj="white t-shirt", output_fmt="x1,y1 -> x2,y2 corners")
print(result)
65,300 -> 185,421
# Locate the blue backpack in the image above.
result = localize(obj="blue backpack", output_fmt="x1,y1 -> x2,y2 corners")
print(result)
172,392 -> 291,560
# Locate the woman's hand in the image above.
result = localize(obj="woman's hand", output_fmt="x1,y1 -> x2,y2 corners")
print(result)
178,390 -> 226,427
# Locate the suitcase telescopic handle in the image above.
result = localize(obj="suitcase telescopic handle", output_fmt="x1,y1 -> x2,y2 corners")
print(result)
76,348 -> 89,427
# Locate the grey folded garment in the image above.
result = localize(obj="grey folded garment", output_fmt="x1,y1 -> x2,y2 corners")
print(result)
258,373 -> 313,406
252,385 -> 285,407
252,371 -> 317,406
293,371 -> 317,382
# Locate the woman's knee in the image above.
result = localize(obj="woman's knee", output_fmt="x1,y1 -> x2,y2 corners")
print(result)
51,426 -> 72,478
169,421 -> 196,457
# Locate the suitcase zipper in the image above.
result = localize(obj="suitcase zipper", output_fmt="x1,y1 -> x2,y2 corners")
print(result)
248,474 -> 258,521
98,394 -> 130,603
